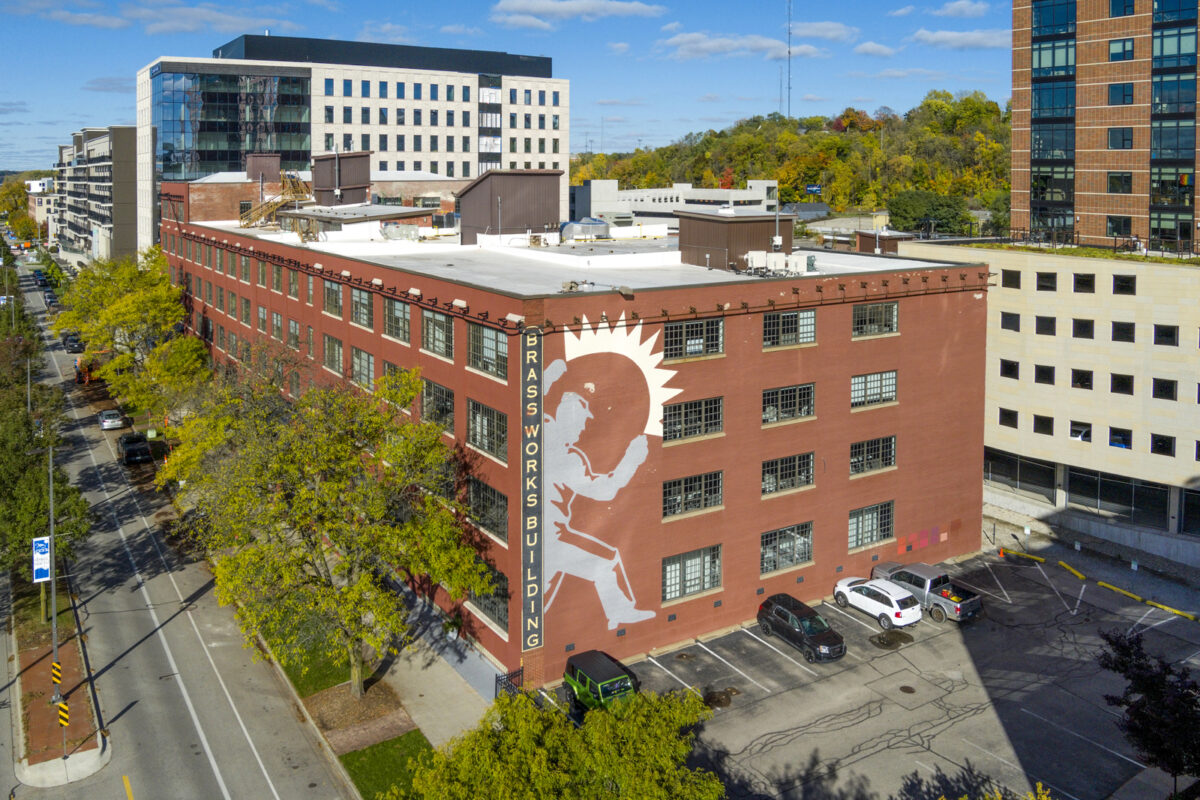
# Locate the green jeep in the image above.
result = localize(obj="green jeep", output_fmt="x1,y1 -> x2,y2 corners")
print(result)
562,650 -> 640,712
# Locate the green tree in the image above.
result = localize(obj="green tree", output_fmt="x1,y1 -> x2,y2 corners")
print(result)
9,212 -> 38,242
403,691 -> 723,800
886,190 -> 971,235
1098,629 -> 1200,797
157,368 -> 490,697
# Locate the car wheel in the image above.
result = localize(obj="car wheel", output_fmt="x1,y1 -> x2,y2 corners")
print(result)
759,620 -> 772,637
835,592 -> 848,608
804,649 -> 815,663
878,614 -> 893,631
564,685 -> 577,710
930,606 -> 946,623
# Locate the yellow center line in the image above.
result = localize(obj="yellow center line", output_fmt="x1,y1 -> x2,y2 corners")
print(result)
123,774 -> 134,800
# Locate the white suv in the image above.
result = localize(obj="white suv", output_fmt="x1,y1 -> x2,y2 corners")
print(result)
833,577 -> 922,630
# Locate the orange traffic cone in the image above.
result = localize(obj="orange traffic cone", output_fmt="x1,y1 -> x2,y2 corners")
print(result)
998,548 -> 1005,558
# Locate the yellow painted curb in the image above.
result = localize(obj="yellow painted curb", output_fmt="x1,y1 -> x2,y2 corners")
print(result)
1057,561 -> 1086,581
1143,601 -> 1197,622
1097,581 -> 1143,602
999,548 -> 1045,563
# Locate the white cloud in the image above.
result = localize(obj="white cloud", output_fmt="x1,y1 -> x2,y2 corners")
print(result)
854,41 -> 896,56
607,41 -> 629,54
887,4 -> 914,15
47,8 -> 129,28
932,0 -> 989,17
306,0 -> 340,11
491,13 -> 553,29
489,0 -> 666,29
596,97 -> 644,106
121,3 -> 300,35
441,23 -> 483,35
660,20 -> 680,31
801,93 -> 827,102
869,67 -> 945,79
790,21 -> 858,42
698,93 -> 720,102
910,27 -> 1009,48
0,102 -> 30,115
359,21 -> 413,43
660,31 -> 823,61
82,76 -> 135,93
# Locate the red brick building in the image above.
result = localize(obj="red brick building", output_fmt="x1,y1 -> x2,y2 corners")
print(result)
159,185 -> 988,687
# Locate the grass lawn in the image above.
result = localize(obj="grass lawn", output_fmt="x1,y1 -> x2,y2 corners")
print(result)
11,574 -> 75,650
278,644 -> 348,698
340,729 -> 432,800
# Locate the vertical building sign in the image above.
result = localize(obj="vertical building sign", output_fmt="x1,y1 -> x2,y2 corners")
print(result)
520,327 -> 543,651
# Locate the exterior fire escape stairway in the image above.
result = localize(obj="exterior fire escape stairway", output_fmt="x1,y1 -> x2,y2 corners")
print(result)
239,173 -> 312,228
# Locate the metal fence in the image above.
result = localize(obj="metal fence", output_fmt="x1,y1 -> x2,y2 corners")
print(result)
495,667 -> 523,699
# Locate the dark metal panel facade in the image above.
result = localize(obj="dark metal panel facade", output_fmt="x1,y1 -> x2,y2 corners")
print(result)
458,171 -> 562,245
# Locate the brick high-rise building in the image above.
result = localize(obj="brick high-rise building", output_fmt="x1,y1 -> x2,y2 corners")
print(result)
1012,0 -> 1198,249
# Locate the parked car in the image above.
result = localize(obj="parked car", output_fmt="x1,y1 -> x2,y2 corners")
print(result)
98,409 -> 126,430
63,335 -> 84,353
43,291 -> 57,306
116,432 -> 152,465
833,577 -> 922,630
871,562 -> 982,623
756,593 -> 845,662
562,650 -> 639,713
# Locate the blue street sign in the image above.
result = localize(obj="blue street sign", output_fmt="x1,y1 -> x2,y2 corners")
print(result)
32,537 -> 50,583
805,184 -> 822,195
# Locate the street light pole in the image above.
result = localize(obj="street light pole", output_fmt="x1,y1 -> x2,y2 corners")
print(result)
49,442 -> 61,705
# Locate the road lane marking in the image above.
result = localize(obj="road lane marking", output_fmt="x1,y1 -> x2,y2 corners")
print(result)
1036,563 -> 1074,615
738,628 -> 818,677
646,656 -> 703,698
820,602 -> 878,632
694,640 -> 770,692
1019,708 -> 1144,768
123,774 -> 134,800
983,559 -> 1012,603
963,739 -> 1081,800
1072,583 -> 1086,615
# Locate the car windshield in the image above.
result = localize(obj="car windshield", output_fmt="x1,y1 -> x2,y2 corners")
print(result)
800,615 -> 830,635
599,676 -> 633,699
897,596 -> 919,610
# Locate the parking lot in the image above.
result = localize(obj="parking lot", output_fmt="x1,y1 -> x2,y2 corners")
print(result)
548,547 -> 1200,800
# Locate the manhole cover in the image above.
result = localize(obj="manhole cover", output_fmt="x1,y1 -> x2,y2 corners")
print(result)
675,652 -> 694,661
703,689 -> 732,708
868,630 -> 914,650
899,685 -> 916,694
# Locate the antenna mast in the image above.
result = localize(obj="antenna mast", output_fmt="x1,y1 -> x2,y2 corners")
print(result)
787,0 -> 792,119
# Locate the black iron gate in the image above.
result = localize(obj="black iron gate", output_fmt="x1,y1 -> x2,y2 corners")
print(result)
495,667 -> 523,698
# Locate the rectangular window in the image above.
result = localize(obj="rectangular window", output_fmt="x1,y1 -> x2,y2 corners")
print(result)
1035,316 -> 1057,335
351,347 -> 374,390
306,274 -> 313,304
1153,378 -> 1178,400
1070,421 -> 1092,442
271,263 -> 282,292
1072,369 -> 1093,389
1110,427 -> 1133,448
414,82 -> 422,100
848,501 -> 894,549
760,523 -> 812,574
1001,270 -> 1020,289
762,383 -> 814,424
1035,364 -> 1056,384
1154,324 -> 1179,346
1032,39 -> 1075,77
1155,0 -> 1196,23
469,561 -> 508,630
763,310 -> 815,347
422,309 -> 454,358
468,478 -> 508,542
662,472 -> 723,517
852,302 -> 898,336
1113,275 -> 1137,295
467,400 -> 507,460
1109,83 -> 1134,106
343,79 -> 352,97
850,370 -> 897,408
1108,127 -> 1133,149
323,334 -> 343,375
1072,319 -> 1094,339
1000,359 -> 1019,379
343,106 -> 352,124
1153,25 -> 1197,69
467,323 -> 508,379
430,110 -> 438,127
361,134 -> 369,151
429,84 -> 438,101
1000,312 -> 1020,331
1033,0 -> 1076,35
1032,82 -> 1076,118
397,82 -> 405,99
288,319 -> 300,350
1031,123 -> 1074,159
257,260 -> 267,287
663,397 -> 723,441
316,281 -> 342,320
1108,173 -> 1133,194
361,80 -> 370,98
240,255 -> 250,282
664,318 -> 723,359
850,436 -> 896,475
1109,38 -> 1134,61
379,81 -> 387,99
999,408 -> 1018,428
241,298 -> 250,325
661,546 -> 722,602
271,311 -> 282,340
350,287 -> 374,329
1112,321 -> 1136,342
1152,74 -> 1196,114
324,77 -> 334,95
1111,0 -> 1134,14
361,107 -> 370,125
1036,272 -> 1057,292
324,105 -> 334,123
1151,434 -> 1176,456
257,305 -> 268,333
379,135 -> 388,151
1034,415 -> 1054,435
1111,373 -> 1135,394
383,298 -> 410,341
422,380 -> 454,432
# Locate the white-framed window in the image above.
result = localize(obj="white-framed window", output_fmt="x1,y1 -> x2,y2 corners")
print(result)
383,298 -> 410,341
662,545 -> 722,601
763,309 -> 815,347
663,397 -> 723,441
852,302 -> 898,336
467,323 -> 508,379
760,522 -> 813,574
851,370 -> 897,408
351,287 -> 374,329
662,471 -> 723,517
762,384 -> 814,423
762,452 -> 814,494
850,436 -> 896,474
848,501 -> 894,548
323,280 -> 343,317
664,318 -> 723,359
351,347 -> 374,390
422,309 -> 454,358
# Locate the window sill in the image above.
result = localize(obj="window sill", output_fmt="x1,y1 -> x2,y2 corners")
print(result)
763,415 -> 816,430
420,348 -> 456,365
663,431 -> 724,448
322,310 -> 344,322
851,331 -> 900,341
350,322 -> 375,334
662,504 -> 724,524
762,483 -> 816,500
465,365 -> 509,386
763,341 -> 817,352
847,538 -> 895,557
760,559 -> 814,580
322,366 -> 344,379
850,400 -> 898,413
466,443 -> 507,467
661,585 -> 723,609
475,526 -> 509,549
663,352 -> 725,366
849,465 -> 898,480
464,601 -> 509,642
381,334 -> 411,347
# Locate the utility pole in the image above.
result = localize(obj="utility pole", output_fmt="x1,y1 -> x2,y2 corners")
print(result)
787,0 -> 792,119
49,443 -> 60,705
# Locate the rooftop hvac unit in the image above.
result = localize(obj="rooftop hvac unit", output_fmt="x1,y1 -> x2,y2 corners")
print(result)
766,252 -> 786,272
746,250 -> 768,271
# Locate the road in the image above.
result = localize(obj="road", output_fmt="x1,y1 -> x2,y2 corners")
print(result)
1,260 -> 354,799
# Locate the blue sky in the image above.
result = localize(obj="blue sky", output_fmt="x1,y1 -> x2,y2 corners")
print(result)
0,0 -> 1012,170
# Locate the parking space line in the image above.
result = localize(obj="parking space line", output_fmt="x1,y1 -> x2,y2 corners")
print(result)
538,689 -> 561,710
1179,649 -> 1200,666
1019,708 -> 1144,768
1036,563 -> 1075,615
913,759 -> 936,774
1072,583 -> 1086,615
739,628 -> 818,677
952,576 -> 1010,605
820,602 -> 878,632
646,656 -> 704,698
1132,613 -> 1177,637
695,640 -> 770,692
1127,608 -> 1154,636
963,739 -> 1081,800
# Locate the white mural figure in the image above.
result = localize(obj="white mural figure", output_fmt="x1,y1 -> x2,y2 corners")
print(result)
542,315 -> 680,630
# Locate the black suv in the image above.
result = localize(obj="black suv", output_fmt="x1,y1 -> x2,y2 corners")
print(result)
117,432 -> 153,465
756,593 -> 846,662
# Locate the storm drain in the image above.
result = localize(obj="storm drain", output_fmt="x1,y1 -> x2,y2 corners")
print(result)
899,685 -> 916,694
703,687 -> 739,708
